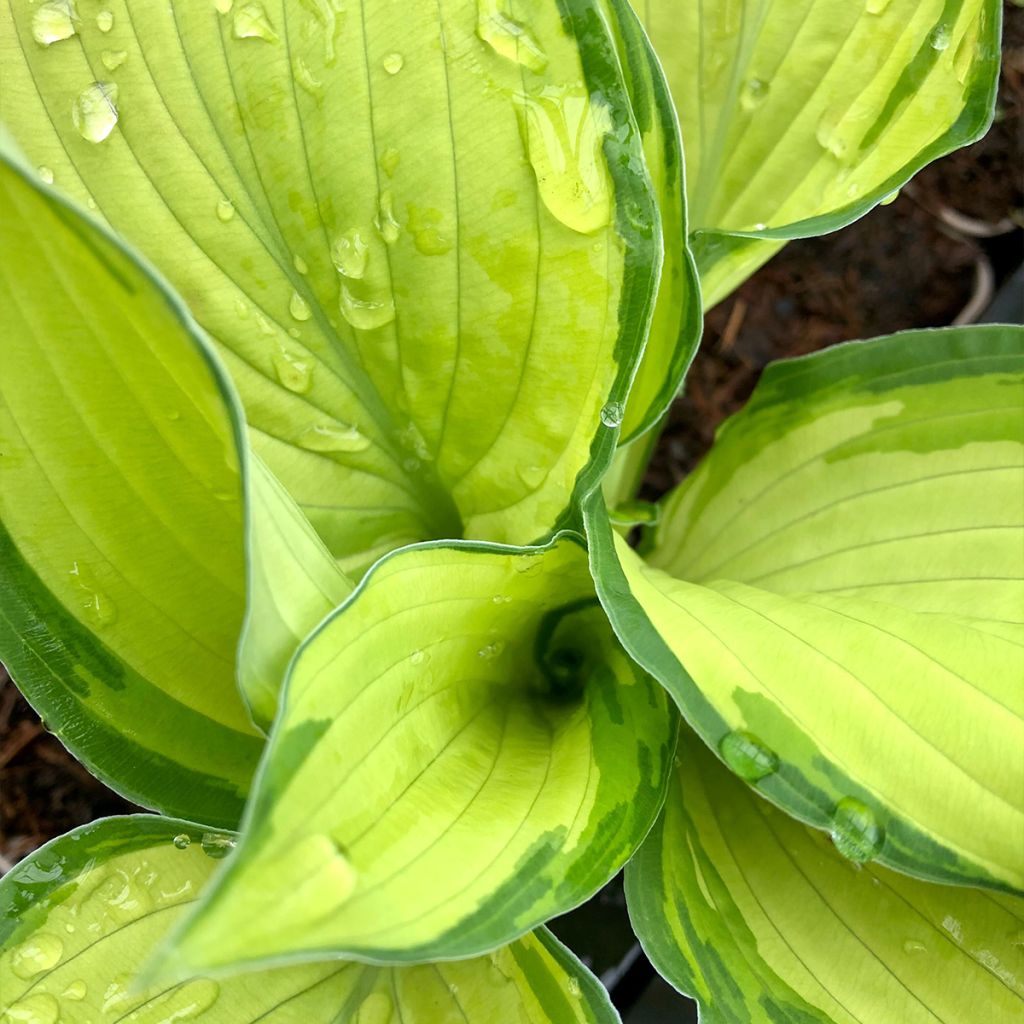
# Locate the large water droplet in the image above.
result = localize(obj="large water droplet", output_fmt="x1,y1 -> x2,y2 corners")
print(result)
382,52 -> 404,75
379,146 -> 401,178
62,979 -> 88,1001
289,291 -> 312,322
297,422 -> 372,454
38,166 -> 55,185
739,77 -> 769,112
929,24 -> 951,51
101,49 -> 127,71
11,933 -> 63,979
215,197 -> 235,222
32,1 -> 77,46
200,833 -> 237,859
72,82 -> 119,144
293,55 -> 324,98
407,204 -> 452,256
518,84 -> 613,235
600,401 -> 624,428
96,9 -> 114,31
172,833 -> 192,850
233,2 -> 278,42
830,797 -> 884,862
476,0 -> 547,72
880,189 -> 900,206
375,190 -> 401,244
3,994 -> 59,1024
339,284 -> 395,331
332,228 -> 370,280
272,348 -> 313,393
719,730 -> 778,782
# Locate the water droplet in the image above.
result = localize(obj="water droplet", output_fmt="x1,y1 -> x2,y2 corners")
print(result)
382,52 -> 404,75
38,166 -> 54,185
600,401 -> 624,428
517,84 -> 613,235
815,106 -> 850,160
332,228 -> 370,279
477,640 -> 506,660
216,197 -> 235,222
272,348 -> 313,393
146,979 -> 220,1021
492,594 -> 511,604
567,976 -> 582,998
941,914 -> 964,942
375,190 -> 401,244
410,650 -> 427,666
293,55 -> 324,98
3,994 -> 59,1024
514,555 -> 543,577
69,561 -> 117,626
476,0 -> 547,72
719,730 -> 779,782
10,933 -> 63,979
293,254 -> 309,275
516,464 -> 547,489
62,980 -> 88,1001
213,0 -> 233,12
72,81 -> 119,144
830,797 -> 884,862
379,146 -> 401,178
339,285 -> 396,331
397,421 -> 432,461
101,49 -> 127,71
407,204 -> 452,256
929,24 -> 950,51
32,0 -> 77,46
739,77 -> 769,111
903,939 -> 927,954
200,833 -> 237,859
297,422 -> 372,454
289,291 -> 311,322
866,0 -> 891,13
610,500 -> 660,527
172,833 -> 192,850
233,2 -> 278,41
96,9 -> 113,31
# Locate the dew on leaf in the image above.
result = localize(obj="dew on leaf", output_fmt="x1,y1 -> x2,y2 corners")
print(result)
379,146 -> 401,178
332,228 -> 370,280
866,0 -> 891,12
477,640 -> 506,660
297,422 -> 372,454
929,24 -> 951,52
96,9 -> 114,32
293,55 -> 325,98
32,1 -> 77,46
10,933 -> 63,979
382,52 -> 404,75
72,82 -> 119,144
273,349 -> 313,393
339,284 -> 396,331
289,291 -> 312,322
232,2 -> 278,42
600,401 -> 624,428
3,994 -> 59,1024
903,939 -> 927,954
38,166 -> 54,185
293,254 -> 309,275
476,0 -> 548,72
567,976 -> 582,998
739,77 -> 769,111
200,833 -> 237,859
101,49 -> 128,71
62,979 -> 88,1001
375,190 -> 401,244
830,797 -> 884,862
719,730 -> 779,782
216,197 -> 235,222
172,833 -> 192,850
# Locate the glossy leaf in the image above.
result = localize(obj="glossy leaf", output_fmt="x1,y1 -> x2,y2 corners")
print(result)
1,0 -> 663,575
600,0 -> 702,442
162,535 -> 676,974
635,0 -> 1002,305
0,138 -> 263,827
628,732 -> 1024,1024
586,326 -> 1024,891
0,816 -> 622,1024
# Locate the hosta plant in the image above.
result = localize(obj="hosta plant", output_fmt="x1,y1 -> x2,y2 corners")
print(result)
1,1 -> 1021,1023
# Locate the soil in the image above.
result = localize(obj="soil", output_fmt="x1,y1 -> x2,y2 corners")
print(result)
1,6 -> 1021,1018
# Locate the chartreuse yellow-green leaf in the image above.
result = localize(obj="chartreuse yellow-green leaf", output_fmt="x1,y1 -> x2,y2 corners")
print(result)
0,135 -> 264,827
586,325 -> 1024,892
0,0 -> 664,577
598,0 -> 702,443
634,0 -> 1002,306
627,733 -> 1024,1024
0,817 -> 622,1024
160,535 -> 676,975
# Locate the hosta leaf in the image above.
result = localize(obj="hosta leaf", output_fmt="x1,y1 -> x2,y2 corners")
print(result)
600,0 -> 702,442
0,137 -> 263,827
634,0 -> 1002,305
627,732 -> 1024,1024
161,536 -> 676,974
0,817 -> 621,1024
586,325 -> 1024,891
0,0 -> 663,575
